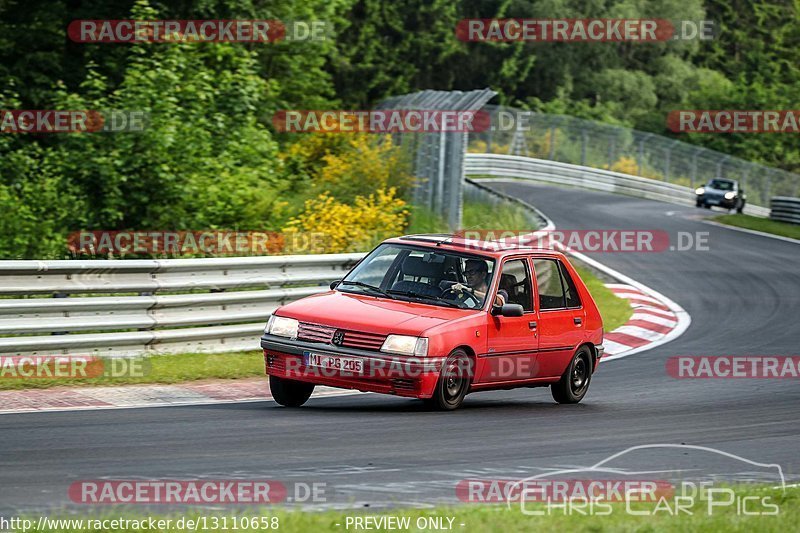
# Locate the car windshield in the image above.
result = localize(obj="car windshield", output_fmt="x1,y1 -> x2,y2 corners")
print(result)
338,243 -> 496,310
708,179 -> 734,191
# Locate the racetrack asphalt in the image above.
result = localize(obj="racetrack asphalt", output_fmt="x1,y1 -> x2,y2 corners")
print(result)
1,182 -> 799,513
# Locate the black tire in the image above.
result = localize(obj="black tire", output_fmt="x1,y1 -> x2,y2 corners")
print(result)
425,349 -> 472,410
737,200 -> 745,214
703,203 -> 712,209
551,346 -> 593,404
696,200 -> 703,208
270,375 -> 314,407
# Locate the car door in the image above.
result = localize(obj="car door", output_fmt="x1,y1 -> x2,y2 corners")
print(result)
532,257 -> 586,379
478,256 -> 538,383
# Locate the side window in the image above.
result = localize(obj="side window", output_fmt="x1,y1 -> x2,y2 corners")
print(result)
533,258 -> 566,310
499,259 -> 533,311
559,261 -> 582,308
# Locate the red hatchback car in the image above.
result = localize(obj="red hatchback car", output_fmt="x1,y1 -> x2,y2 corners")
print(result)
261,234 -> 604,410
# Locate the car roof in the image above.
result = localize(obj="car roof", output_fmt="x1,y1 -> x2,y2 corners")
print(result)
383,234 -> 567,260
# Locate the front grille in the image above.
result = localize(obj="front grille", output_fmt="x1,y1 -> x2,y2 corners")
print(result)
392,378 -> 417,393
297,322 -> 336,343
342,331 -> 386,351
297,321 -> 386,352
266,354 -> 284,372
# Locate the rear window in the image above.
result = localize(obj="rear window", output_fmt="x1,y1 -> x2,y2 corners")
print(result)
533,258 -> 581,310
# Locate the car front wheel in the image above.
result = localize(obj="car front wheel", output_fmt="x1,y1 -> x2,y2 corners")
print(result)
270,375 -> 315,407
551,346 -> 593,404
425,349 -> 472,410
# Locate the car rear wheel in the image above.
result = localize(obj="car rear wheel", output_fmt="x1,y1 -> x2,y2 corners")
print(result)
425,349 -> 472,410
551,346 -> 592,404
270,375 -> 315,407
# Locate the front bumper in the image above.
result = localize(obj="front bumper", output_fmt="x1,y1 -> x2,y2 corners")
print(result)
698,194 -> 736,208
261,334 -> 445,398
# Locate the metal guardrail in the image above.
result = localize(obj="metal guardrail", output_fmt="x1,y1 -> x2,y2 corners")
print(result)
0,254 -> 363,357
770,197 -> 800,225
469,106 -> 800,208
464,153 -> 772,218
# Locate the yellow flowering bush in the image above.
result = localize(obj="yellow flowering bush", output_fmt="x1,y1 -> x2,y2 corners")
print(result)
283,187 -> 409,254
281,127 -> 412,202
604,156 -> 664,180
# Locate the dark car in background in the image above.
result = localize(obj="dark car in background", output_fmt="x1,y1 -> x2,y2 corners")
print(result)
695,178 -> 747,213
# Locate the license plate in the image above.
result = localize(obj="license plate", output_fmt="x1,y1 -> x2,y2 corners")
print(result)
707,199 -> 720,205
304,351 -> 364,374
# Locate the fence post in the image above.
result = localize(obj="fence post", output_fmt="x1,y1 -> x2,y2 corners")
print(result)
580,129 -> 588,166
607,132 -> 616,169
716,155 -> 730,177
637,134 -> 652,177
690,148 -> 703,189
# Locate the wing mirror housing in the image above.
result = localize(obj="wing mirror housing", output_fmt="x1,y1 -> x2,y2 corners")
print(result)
330,280 -> 341,290
492,303 -> 524,317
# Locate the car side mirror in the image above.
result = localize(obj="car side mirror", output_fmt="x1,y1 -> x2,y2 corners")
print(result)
492,303 -> 524,317
330,280 -> 341,290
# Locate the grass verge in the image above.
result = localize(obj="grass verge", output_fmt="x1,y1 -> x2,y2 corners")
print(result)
574,265 -> 632,333
0,351 -> 264,391
713,214 -> 800,240
27,485 -> 798,533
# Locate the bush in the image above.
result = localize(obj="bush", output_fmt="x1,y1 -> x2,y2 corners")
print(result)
283,187 -> 409,253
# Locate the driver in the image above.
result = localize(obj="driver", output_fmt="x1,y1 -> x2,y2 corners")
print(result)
452,259 -> 507,307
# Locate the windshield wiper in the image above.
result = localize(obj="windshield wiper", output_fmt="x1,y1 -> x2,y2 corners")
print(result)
387,289 -> 462,308
339,281 -> 395,299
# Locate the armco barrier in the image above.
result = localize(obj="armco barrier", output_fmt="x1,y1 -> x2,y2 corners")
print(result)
0,254 -> 363,357
464,153 -> 771,218
770,197 -> 800,225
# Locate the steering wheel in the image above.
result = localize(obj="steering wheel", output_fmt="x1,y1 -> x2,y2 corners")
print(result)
441,286 -> 482,308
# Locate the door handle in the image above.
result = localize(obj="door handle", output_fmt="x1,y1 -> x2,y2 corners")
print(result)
573,317 -> 582,326
528,321 -> 537,330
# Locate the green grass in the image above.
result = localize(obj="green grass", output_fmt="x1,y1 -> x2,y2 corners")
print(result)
407,200 -> 535,234
0,351 -> 264,390
714,214 -> 800,240
462,200 -> 535,231
574,265 -> 633,333
27,485 -> 799,532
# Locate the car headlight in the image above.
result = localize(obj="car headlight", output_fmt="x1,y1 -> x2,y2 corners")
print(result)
265,315 -> 299,339
381,335 -> 428,356
724,191 -> 736,200
695,187 -> 705,195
